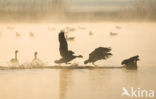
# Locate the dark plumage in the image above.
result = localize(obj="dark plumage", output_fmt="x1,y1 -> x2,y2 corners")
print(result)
59,30 -> 69,57
55,30 -> 83,64
84,47 -> 112,66
55,55 -> 82,64
121,55 -> 139,69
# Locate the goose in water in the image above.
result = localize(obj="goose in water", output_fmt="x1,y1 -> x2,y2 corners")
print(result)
7,26 -> 14,30
89,31 -> 93,36
110,32 -> 117,36
55,30 -> 83,64
66,27 -> 76,32
116,26 -> 121,29
31,52 -> 43,67
121,55 -> 139,69
29,32 -> 34,37
65,35 -> 75,41
10,50 -> 19,65
84,47 -> 112,66
16,32 -> 20,37
32,52 -> 39,61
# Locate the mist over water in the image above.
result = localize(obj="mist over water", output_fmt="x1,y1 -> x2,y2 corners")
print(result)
0,0 -> 156,22
0,22 -> 156,66
0,0 -> 156,99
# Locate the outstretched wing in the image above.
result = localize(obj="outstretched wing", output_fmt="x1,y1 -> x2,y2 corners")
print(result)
59,31 -> 68,57
103,53 -> 112,59
88,47 -> 112,62
129,55 -> 139,61
89,47 -> 111,58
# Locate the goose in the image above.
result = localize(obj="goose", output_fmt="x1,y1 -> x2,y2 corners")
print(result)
121,55 -> 139,69
116,26 -> 121,29
7,26 -> 14,30
16,32 -> 20,37
66,27 -> 76,32
29,32 -> 34,37
55,30 -> 83,64
31,52 -> 43,67
84,47 -> 112,66
32,52 -> 39,61
89,31 -> 93,36
110,32 -> 117,36
55,55 -> 82,64
10,50 -> 19,65
65,35 -> 75,41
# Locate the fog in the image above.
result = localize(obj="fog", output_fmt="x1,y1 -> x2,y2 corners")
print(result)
0,0 -> 156,22
0,1 -> 156,99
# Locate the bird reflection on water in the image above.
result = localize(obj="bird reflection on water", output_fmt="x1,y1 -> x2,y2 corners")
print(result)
59,69 -> 73,99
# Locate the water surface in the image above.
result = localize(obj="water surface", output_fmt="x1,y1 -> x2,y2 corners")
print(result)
0,22 -> 156,99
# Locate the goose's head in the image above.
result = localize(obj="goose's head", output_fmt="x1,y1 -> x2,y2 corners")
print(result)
34,52 -> 38,55
15,50 -> 19,53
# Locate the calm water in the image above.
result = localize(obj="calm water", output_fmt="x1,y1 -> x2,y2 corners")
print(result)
0,22 -> 156,99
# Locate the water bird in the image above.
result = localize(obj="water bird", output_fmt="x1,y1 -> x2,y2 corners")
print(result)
31,52 -> 43,67
32,52 -> 39,61
55,30 -> 83,64
89,31 -> 93,36
10,50 -> 19,65
7,26 -> 14,30
121,55 -> 139,69
65,35 -> 75,41
66,27 -> 76,32
16,32 -> 20,37
116,26 -> 121,29
29,32 -> 34,37
110,32 -> 117,36
84,47 -> 112,66
48,27 -> 56,31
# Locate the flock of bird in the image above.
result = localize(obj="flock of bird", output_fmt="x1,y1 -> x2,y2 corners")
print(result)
54,30 -> 139,69
6,25 -> 139,69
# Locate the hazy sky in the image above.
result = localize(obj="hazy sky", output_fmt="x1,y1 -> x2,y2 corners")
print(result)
1,0 -> 155,12
66,0 -> 135,11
